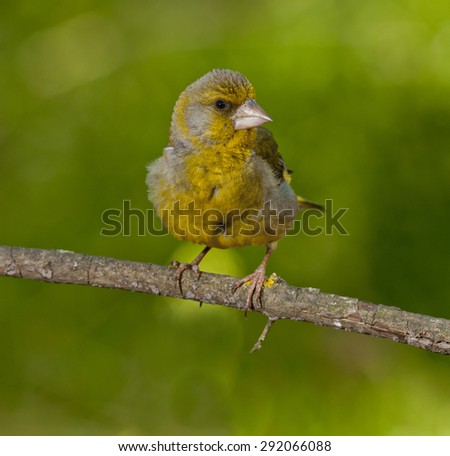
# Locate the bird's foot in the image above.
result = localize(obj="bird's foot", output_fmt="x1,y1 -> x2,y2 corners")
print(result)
171,260 -> 201,294
170,246 -> 212,296
232,264 -> 267,316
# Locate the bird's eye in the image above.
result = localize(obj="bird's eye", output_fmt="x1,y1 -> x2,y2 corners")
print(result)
214,99 -> 228,110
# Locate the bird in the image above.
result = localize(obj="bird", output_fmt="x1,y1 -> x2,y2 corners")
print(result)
146,69 -> 322,312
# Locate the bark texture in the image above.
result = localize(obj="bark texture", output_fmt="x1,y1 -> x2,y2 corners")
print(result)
1,246 -> 449,355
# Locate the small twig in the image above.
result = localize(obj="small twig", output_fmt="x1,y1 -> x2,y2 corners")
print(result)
251,317 -> 278,353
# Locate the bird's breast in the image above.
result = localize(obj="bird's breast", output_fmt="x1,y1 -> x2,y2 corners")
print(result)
183,149 -> 263,210
149,148 -> 297,248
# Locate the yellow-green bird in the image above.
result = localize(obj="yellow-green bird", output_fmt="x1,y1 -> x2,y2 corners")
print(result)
147,69 -> 322,311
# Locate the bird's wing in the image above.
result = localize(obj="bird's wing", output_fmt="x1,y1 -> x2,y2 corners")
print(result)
254,127 -> 324,211
254,127 -> 289,183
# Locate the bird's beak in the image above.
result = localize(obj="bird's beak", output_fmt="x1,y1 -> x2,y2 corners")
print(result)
232,99 -> 272,130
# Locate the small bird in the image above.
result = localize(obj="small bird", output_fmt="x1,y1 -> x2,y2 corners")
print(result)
147,69 -> 322,312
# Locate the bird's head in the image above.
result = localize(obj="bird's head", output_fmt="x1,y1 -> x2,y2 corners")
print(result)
169,69 -> 271,150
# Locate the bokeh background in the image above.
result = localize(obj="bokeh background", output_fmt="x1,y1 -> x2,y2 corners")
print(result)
1,0 -> 450,435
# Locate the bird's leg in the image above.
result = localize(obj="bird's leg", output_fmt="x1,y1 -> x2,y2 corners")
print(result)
172,246 -> 211,293
232,242 -> 276,314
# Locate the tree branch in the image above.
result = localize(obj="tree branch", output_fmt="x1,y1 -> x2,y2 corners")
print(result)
1,245 -> 449,355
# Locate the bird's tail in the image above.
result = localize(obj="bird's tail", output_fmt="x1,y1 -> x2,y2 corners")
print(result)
297,195 -> 324,211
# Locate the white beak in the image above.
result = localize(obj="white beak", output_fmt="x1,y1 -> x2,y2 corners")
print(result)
232,99 -> 272,130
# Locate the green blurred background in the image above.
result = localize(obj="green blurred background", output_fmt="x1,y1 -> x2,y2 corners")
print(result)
1,0 -> 450,435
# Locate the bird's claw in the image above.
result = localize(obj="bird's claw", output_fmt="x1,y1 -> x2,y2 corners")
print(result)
233,267 -> 267,316
170,246 -> 211,296
173,261 -> 201,294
